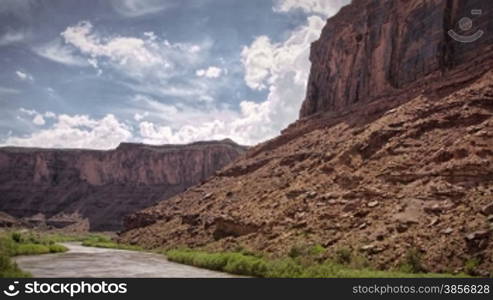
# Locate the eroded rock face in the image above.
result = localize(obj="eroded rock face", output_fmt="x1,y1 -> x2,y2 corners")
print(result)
120,1 -> 493,274
0,212 -> 27,228
121,70 -> 493,274
0,140 -> 246,231
300,0 -> 493,117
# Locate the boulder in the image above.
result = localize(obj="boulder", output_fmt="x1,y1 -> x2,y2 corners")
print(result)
481,203 -> 493,216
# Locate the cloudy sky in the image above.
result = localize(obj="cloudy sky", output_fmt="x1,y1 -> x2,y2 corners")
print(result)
0,0 -> 349,149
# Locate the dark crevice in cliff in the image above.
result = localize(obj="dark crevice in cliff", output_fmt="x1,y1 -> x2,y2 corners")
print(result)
386,1 -> 400,89
441,0 -> 458,70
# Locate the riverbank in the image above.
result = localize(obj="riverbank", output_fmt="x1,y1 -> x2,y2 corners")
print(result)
80,234 -> 472,278
3,230 -> 473,278
0,230 -> 69,277
81,235 -> 143,251
83,237 -> 470,277
165,248 -> 470,278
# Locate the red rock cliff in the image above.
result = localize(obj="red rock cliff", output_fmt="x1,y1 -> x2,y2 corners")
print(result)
300,0 -> 493,117
0,140 -> 246,231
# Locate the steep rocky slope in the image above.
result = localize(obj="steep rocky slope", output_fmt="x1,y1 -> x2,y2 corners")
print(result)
121,0 -> 493,274
0,140 -> 246,231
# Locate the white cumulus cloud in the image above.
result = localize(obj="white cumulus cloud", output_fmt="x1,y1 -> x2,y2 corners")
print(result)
19,108 -> 36,116
61,21 -> 165,72
196,66 -> 224,78
15,70 -> 34,81
144,0 -> 348,145
235,16 -> 327,138
133,112 -> 149,121
273,0 -> 349,16
59,21 -> 209,99
4,113 -> 132,149
241,36 -> 275,90
44,111 -> 56,119
32,114 -> 45,126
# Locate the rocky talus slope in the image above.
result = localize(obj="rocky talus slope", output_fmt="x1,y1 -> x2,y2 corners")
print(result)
0,140 -> 246,231
121,0 -> 493,274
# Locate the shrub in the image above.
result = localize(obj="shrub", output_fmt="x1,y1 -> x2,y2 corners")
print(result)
334,247 -> 352,265
399,248 -> 424,273
464,258 -> 480,276
0,236 -> 16,256
11,232 -> 23,243
0,255 -> 12,272
1,231 -> 69,256
0,231 -> 69,278
223,254 -> 268,277
309,244 -> 326,256
265,258 -> 304,278
350,254 -> 370,269
49,244 -> 69,253
0,254 -> 30,278
167,250 -> 229,271
288,243 -> 325,260
288,245 -> 303,259
14,244 -> 50,256
166,248 -> 463,278
81,239 -> 143,251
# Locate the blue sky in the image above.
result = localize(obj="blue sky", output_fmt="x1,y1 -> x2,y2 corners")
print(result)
0,0 -> 348,149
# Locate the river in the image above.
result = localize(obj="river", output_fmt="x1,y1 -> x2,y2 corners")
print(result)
14,243 -> 238,278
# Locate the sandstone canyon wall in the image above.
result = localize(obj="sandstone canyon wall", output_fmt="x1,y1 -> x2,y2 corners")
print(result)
300,0 -> 493,117
120,0 -> 493,275
0,140 -> 246,231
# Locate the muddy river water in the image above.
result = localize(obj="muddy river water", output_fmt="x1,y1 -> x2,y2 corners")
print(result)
14,243 -> 237,278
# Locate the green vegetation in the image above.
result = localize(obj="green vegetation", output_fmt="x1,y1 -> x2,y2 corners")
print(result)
81,234 -> 143,251
1,231 -> 70,256
0,254 -> 29,278
288,244 -> 325,259
0,229 -> 476,278
309,244 -> 326,256
0,231 -> 69,278
334,247 -> 352,265
398,248 -> 424,274
464,258 -> 481,276
166,248 -> 468,278
37,232 -> 90,243
167,249 -> 269,277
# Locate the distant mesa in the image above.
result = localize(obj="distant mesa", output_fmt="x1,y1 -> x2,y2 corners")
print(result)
0,139 -> 246,231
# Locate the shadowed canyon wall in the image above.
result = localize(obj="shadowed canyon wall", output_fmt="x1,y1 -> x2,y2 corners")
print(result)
0,140 -> 246,231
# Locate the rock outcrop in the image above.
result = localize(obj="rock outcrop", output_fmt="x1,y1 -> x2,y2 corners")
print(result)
0,140 -> 246,231
300,0 -> 493,117
120,0 -> 493,275
0,212 -> 27,228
